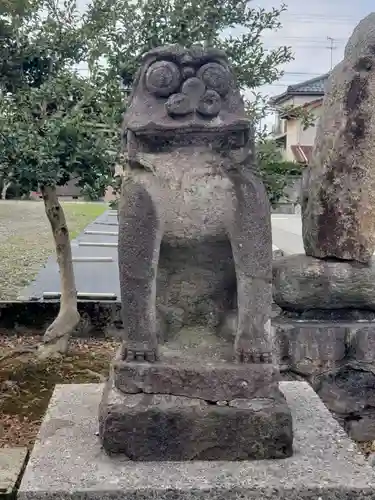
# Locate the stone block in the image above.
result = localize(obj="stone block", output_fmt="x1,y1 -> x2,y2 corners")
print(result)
273,316 -> 375,442
347,415 -> 375,442
273,254 -> 375,311
99,377 -> 292,460
316,364 -> 375,416
113,347 -> 279,401
0,448 -> 28,499
18,382 -> 375,500
349,325 -> 375,363
274,320 -> 348,377
114,328 -> 281,400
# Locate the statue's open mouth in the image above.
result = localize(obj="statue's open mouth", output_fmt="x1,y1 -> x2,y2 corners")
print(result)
134,127 -> 249,152
128,117 -> 250,136
127,119 -> 251,152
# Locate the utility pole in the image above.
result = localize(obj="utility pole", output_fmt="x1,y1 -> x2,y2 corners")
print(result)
327,37 -> 335,70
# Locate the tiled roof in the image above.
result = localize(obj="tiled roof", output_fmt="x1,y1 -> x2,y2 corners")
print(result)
290,145 -> 313,164
287,73 -> 329,94
270,73 -> 330,105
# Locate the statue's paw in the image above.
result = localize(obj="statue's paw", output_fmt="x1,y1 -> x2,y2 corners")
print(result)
234,338 -> 273,364
121,343 -> 159,362
252,352 -> 273,364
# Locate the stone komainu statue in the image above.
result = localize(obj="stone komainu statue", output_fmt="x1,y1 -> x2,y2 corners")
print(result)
118,44 -> 273,364
99,45 -> 292,462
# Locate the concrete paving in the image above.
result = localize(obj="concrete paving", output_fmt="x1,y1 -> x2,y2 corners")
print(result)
0,447 -> 28,498
19,210 -> 120,301
19,212 -> 306,301
271,214 -> 304,255
19,382 -> 375,500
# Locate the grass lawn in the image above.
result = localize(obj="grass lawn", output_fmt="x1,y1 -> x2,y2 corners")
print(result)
63,202 -> 108,239
0,200 -> 107,300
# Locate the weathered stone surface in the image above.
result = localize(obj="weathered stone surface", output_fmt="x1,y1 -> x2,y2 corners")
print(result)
275,321 -> 348,376
348,415 -> 375,442
114,328 -> 280,402
349,326 -> 375,362
273,254 -> 375,311
104,324 -> 288,458
99,377 -> 293,460
156,239 -> 235,338
118,44 -> 273,363
19,382 -> 375,500
115,41 -> 286,462
114,358 -> 279,402
317,366 -> 375,441
302,13 -> 375,263
0,447 -> 28,498
273,315 -> 375,441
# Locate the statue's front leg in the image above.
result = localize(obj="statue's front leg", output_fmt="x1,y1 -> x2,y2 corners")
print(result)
227,170 -> 273,363
118,177 -> 163,362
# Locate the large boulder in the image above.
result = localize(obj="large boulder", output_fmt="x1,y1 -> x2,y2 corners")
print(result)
302,13 -> 375,263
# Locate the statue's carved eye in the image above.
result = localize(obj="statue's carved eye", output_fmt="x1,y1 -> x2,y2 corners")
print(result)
197,63 -> 230,96
145,61 -> 181,97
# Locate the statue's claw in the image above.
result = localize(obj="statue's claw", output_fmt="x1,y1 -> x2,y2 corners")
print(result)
234,337 -> 273,364
121,343 -> 159,362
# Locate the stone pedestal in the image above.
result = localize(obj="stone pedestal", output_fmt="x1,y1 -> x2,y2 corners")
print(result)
273,254 -> 375,442
99,376 -> 292,460
18,382 -> 375,500
274,315 -> 375,442
99,331 -> 293,461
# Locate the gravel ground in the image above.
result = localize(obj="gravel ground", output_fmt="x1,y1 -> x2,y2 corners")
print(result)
0,200 -> 107,300
0,335 -> 119,448
0,201 -> 115,449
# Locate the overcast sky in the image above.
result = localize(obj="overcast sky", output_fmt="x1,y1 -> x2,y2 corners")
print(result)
254,0 -> 373,99
75,0 -> 373,124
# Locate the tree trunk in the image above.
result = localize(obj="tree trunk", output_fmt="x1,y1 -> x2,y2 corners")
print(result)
1,181 -> 11,200
38,185 -> 80,359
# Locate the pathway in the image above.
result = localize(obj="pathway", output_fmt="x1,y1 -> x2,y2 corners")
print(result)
19,212 -> 302,301
19,210 -> 120,301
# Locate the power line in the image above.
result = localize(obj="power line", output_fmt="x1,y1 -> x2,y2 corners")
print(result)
264,45 -> 344,49
279,14 -> 354,21
265,36 -> 348,41
280,13 -> 354,19
282,71 -> 326,75
264,39 -> 346,46
280,20 -> 353,25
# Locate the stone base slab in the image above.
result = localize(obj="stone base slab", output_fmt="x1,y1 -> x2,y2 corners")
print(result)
99,378 -> 293,460
18,381 -> 375,500
113,346 -> 279,402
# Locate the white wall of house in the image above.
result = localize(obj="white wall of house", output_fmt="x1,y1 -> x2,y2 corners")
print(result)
298,107 -> 322,144
287,95 -> 321,107
274,99 -> 322,162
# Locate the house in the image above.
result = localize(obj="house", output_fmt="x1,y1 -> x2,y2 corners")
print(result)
269,73 -> 330,165
56,177 -> 82,199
